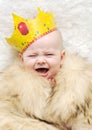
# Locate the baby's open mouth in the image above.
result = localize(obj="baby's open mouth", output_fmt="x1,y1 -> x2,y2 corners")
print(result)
35,68 -> 49,73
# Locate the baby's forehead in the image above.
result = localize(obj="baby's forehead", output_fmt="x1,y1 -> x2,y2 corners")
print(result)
24,30 -> 63,53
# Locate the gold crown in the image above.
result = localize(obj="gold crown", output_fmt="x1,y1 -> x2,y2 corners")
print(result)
6,8 -> 56,53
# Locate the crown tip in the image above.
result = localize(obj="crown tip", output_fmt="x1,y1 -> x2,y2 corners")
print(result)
38,7 -> 42,13
12,13 -> 18,20
12,13 -> 17,17
5,37 -> 11,43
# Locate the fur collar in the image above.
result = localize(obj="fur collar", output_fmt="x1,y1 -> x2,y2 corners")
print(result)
0,52 -> 92,124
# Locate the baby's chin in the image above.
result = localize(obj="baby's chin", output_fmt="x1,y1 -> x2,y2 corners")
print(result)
35,70 -> 56,87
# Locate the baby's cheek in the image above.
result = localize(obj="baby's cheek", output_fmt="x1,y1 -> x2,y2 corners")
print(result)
53,66 -> 60,75
23,62 -> 33,70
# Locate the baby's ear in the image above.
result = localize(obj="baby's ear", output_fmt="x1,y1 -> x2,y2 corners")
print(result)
19,53 -> 23,62
61,50 -> 66,60
60,50 -> 66,65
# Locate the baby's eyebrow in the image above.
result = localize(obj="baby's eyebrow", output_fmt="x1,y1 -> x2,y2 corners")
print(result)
43,51 -> 53,54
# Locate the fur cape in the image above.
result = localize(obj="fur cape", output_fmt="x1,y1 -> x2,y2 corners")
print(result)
0,52 -> 92,130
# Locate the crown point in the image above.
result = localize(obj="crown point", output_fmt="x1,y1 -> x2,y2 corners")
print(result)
12,13 -> 18,19
12,13 -> 15,17
38,7 -> 41,13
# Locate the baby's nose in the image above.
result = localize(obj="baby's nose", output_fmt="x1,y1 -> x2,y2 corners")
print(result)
36,56 -> 46,65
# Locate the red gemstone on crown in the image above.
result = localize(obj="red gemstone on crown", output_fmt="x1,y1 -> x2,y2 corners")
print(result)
18,22 -> 29,35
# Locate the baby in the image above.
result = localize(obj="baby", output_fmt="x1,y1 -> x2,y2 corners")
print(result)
20,30 -> 65,87
0,8 -> 92,130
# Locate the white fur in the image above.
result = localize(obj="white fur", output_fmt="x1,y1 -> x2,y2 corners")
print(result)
43,52 -> 92,129
0,53 -> 91,130
0,60 -> 62,130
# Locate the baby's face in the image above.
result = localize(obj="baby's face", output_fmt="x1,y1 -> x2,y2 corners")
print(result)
21,30 -> 65,80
